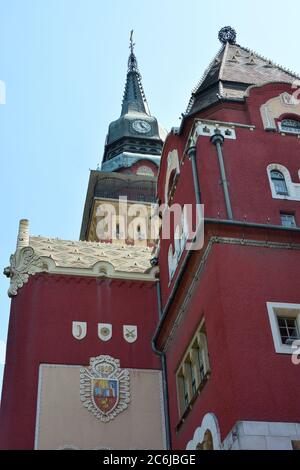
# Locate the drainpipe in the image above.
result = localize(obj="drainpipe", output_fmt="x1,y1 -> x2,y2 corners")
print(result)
210,131 -> 233,220
187,146 -> 201,205
151,280 -> 172,450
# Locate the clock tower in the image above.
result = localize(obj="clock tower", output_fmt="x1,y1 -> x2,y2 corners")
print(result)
80,32 -> 166,244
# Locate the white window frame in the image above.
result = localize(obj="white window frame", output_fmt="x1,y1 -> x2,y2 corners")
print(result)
280,213 -> 297,228
267,302 -> 300,354
266,164 -> 300,201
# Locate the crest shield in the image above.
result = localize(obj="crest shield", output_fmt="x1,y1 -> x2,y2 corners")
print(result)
123,325 -> 138,343
92,378 -> 119,414
72,321 -> 87,340
80,355 -> 130,422
98,323 -> 112,342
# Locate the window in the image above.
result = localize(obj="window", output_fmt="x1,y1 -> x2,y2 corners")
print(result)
136,165 -> 154,176
277,317 -> 300,345
116,223 -> 120,239
270,170 -> 289,196
267,302 -> 300,354
280,213 -> 297,228
176,320 -> 210,417
280,119 -> 300,134
136,224 -> 145,241
167,168 -> 177,200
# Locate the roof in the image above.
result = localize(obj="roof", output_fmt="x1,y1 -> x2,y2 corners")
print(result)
29,236 -> 153,273
4,219 -> 157,297
186,40 -> 300,115
121,49 -> 150,116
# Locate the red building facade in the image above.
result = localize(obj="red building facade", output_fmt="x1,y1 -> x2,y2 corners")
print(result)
154,27 -> 300,450
1,27 -> 300,450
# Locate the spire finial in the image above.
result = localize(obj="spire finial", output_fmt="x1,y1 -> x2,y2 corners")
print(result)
130,29 -> 135,54
127,30 -> 139,73
218,26 -> 237,45
121,31 -> 150,115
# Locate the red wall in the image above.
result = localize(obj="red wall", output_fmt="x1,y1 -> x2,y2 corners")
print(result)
155,82 -> 300,449
165,241 -> 300,449
157,83 -> 300,309
0,274 -> 159,450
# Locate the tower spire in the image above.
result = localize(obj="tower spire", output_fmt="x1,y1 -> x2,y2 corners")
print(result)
121,31 -> 150,116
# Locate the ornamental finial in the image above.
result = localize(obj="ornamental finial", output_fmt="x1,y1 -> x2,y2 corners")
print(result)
128,30 -> 138,73
218,26 -> 237,45
130,29 -> 135,54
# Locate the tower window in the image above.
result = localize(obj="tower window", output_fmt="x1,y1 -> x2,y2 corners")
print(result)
116,223 -> 120,239
280,213 -> 296,228
280,119 -> 300,134
270,170 -> 288,196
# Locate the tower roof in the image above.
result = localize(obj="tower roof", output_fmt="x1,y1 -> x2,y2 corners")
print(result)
101,32 -> 166,170
121,30 -> 150,116
186,26 -> 300,116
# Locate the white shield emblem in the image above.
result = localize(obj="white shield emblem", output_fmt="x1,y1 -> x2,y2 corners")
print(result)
80,355 -> 130,422
98,323 -> 112,342
72,321 -> 87,340
123,325 -> 137,343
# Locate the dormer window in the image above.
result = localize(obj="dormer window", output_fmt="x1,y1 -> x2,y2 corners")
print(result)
270,170 -> 288,196
279,119 -> 300,134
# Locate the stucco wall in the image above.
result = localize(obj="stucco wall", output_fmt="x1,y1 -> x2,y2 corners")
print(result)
35,365 -> 165,450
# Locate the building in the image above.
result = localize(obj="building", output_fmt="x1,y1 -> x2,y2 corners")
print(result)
1,27 -> 300,450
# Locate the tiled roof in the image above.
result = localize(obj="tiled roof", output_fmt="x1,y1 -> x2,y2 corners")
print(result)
29,236 -> 153,273
186,42 -> 300,115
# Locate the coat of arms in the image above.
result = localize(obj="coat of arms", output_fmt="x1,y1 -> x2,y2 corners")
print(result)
80,355 -> 130,422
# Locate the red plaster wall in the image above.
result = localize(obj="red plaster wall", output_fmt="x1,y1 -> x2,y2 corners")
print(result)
165,243 -> 300,449
157,83 -> 300,309
0,274 -> 159,450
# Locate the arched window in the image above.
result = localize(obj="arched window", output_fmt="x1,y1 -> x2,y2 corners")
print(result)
280,119 -> 300,134
136,165 -> 154,176
270,170 -> 289,196
167,168 -> 177,200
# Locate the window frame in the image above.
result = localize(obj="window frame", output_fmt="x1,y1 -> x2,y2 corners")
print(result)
176,319 -> 211,418
280,212 -> 297,228
267,302 -> 300,354
266,164 -> 300,201
270,170 -> 289,196
279,118 -> 300,135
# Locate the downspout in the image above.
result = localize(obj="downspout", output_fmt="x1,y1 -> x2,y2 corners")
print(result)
151,280 -> 172,450
187,146 -> 201,205
210,131 -> 233,220
151,146 -> 201,450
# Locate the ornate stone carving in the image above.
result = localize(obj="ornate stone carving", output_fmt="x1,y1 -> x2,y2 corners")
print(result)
4,246 -> 45,297
80,355 -> 130,422
260,92 -> 300,131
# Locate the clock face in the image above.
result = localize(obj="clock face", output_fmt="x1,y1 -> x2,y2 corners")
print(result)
132,120 -> 151,134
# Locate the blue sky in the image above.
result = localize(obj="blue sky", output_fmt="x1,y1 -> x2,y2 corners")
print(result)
0,0 -> 300,394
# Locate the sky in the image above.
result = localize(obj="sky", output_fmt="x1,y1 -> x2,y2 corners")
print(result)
0,0 -> 300,395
